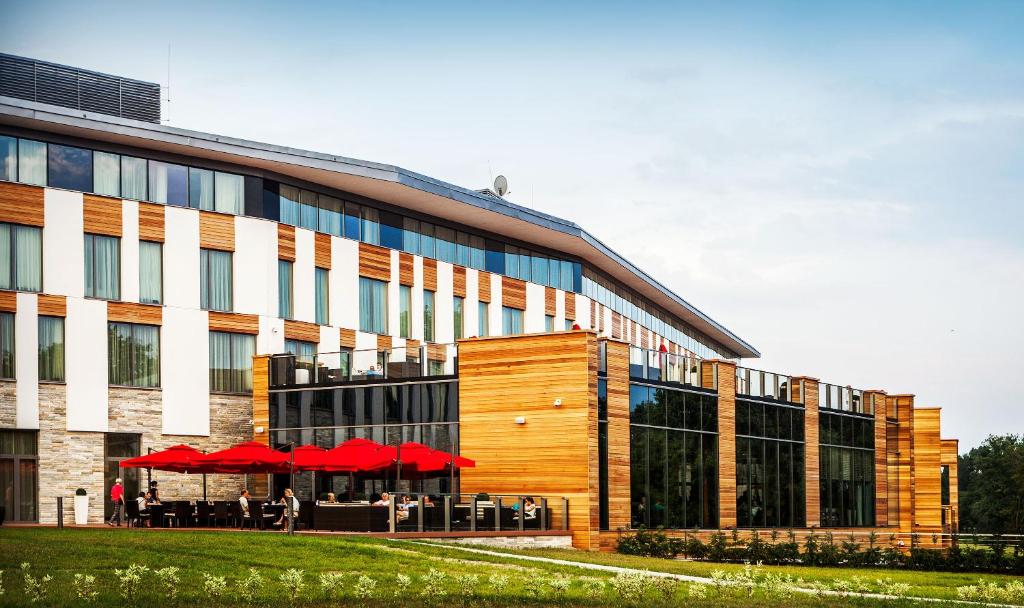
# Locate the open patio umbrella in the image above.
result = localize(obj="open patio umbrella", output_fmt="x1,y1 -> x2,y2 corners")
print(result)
290,445 -> 328,470
319,438 -> 395,473
193,441 -> 291,474
119,444 -> 209,473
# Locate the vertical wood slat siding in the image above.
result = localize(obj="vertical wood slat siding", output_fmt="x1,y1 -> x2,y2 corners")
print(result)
0,182 -> 44,226
252,355 -> 270,446
358,242 -> 391,281
314,232 -> 332,269
208,312 -> 259,334
940,439 -> 959,529
564,292 -> 575,320
611,312 -> 622,339
892,395 -> 915,532
138,203 -> 165,242
868,390 -> 889,526
83,194 -> 123,237
284,319 -> 321,343
377,334 -> 392,351
339,328 -> 356,349
199,211 -> 235,251
422,258 -> 438,292
477,271 -> 491,302
501,276 -> 526,310
398,253 -> 414,286
277,224 -> 296,261
912,407 -> 943,531
715,361 -> 738,528
453,266 -> 467,298
107,302 -> 163,325
457,332 -> 597,549
544,287 -> 557,316
0,291 -> 17,312
605,339 -> 632,532
37,294 -> 67,317
801,378 -> 821,527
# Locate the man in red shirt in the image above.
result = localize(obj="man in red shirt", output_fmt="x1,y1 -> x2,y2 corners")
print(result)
107,478 -> 124,527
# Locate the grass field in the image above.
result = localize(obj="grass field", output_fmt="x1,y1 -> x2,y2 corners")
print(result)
0,528 -> 1020,606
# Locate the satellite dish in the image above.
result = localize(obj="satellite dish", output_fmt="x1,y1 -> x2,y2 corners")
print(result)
494,175 -> 509,197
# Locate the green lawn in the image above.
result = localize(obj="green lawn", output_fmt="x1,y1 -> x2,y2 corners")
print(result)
0,528 -> 1014,606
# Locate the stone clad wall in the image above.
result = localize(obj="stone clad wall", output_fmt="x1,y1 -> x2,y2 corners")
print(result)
0,381 -> 16,427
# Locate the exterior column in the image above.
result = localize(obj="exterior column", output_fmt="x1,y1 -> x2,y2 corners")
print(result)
794,377 -> 821,528
940,439 -> 959,533
604,340 -> 632,533
704,360 -> 737,529
865,390 -> 889,527
251,354 -> 272,498
912,407 -> 943,536
890,394 -> 915,534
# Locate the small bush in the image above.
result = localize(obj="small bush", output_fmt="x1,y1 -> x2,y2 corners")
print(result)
353,575 -> 376,599
609,571 -> 654,603
73,574 -> 98,602
203,573 -> 227,599
154,567 -> 180,599
279,568 -> 305,604
617,527 -> 684,558
420,568 -> 447,598
318,572 -> 345,597
238,568 -> 265,602
113,564 -> 148,601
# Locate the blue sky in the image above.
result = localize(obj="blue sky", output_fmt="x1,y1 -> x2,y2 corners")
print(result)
4,1 -> 1023,449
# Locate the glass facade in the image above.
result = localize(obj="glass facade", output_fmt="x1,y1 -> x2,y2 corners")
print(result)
819,411 -> 875,527
736,398 -> 806,528
0,312 -> 13,379
84,234 -> 120,300
48,144 -> 92,192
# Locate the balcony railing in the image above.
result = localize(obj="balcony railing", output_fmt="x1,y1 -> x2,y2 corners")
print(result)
819,382 -> 872,415
629,346 -> 703,387
736,367 -> 792,401
270,343 -> 458,388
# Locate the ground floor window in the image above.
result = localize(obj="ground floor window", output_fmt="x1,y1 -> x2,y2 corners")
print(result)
0,430 -> 38,522
820,445 -> 875,527
104,433 -> 140,520
629,425 -> 717,529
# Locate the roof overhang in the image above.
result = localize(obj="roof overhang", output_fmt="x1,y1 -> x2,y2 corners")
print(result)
0,97 -> 760,358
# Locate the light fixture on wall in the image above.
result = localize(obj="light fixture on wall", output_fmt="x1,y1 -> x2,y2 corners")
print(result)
553,398 -> 562,407
514,416 -> 526,425
254,426 -> 265,434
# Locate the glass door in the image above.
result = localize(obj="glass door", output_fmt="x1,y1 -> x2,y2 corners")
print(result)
0,430 -> 39,521
104,433 -> 141,519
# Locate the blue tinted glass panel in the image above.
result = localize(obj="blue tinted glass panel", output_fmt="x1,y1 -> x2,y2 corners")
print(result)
504,246 -> 518,278
485,240 -> 505,274
402,218 -> 419,254
48,144 -> 92,192
560,260 -> 573,291
470,235 -> 486,270
532,256 -> 548,286
380,211 -> 403,250
344,202 -> 361,239
518,252 -> 531,281
148,161 -> 188,206
318,195 -> 343,236
456,232 -> 470,267
360,206 -> 380,245
572,263 -> 582,293
280,185 -> 300,226
436,226 -> 455,263
299,189 -> 318,230
420,222 -> 435,259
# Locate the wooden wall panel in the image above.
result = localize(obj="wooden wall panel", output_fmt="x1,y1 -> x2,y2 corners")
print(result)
715,361 -> 738,528
0,291 -> 17,312
199,211 -> 235,251
314,233 -> 332,269
422,258 -> 438,292
83,194 -> 123,237
801,378 -> 821,527
912,407 -> 943,532
208,312 -> 259,334
564,291 -> 575,320
458,331 -> 598,549
544,287 -> 557,316
284,319 -> 320,343
941,439 -> 959,530
611,312 -> 622,339
108,302 -> 162,325
339,328 -> 356,349
868,390 -> 889,526
377,334 -> 392,351
478,271 -> 491,303
0,182 -> 44,226
501,277 -> 526,310
453,266 -> 467,298
605,339 -> 632,533
398,253 -> 414,286
252,355 -> 270,446
37,295 -> 67,317
358,242 -> 391,281
138,203 -> 165,242
277,224 -> 295,261
892,395 -> 915,532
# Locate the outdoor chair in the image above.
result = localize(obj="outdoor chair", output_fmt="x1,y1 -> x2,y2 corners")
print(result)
244,502 -> 273,530
125,500 -> 150,528
228,501 -> 243,528
196,502 -> 212,526
212,501 -> 229,527
173,501 -> 193,527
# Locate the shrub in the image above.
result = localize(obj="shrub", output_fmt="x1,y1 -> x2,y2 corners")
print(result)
708,532 -> 729,561
579,578 -> 605,599
546,574 -> 571,596
395,573 -> 412,596
353,575 -> 377,599
420,568 -> 447,598
687,582 -> 710,599
522,576 -> 546,599
154,567 -> 180,599
609,571 -> 654,603
113,564 -> 148,601
279,568 -> 305,604
616,527 -> 684,558
318,572 -> 345,597
73,573 -> 99,602
487,573 -> 509,593
877,578 -> 912,598
203,574 -> 227,600
454,573 -> 479,598
651,576 -> 677,598
238,568 -> 265,602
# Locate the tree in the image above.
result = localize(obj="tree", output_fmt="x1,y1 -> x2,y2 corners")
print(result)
958,434 -> 1024,534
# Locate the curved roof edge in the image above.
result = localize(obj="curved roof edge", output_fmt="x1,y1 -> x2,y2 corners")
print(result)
0,96 -> 760,358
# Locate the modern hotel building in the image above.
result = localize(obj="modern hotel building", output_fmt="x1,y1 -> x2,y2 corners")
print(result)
0,55 -> 958,549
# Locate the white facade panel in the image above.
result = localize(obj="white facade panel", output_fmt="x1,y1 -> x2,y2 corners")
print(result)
555,290 -> 566,330
412,256 -> 424,339
435,262 -> 454,343
161,307 -> 210,436
524,282 -> 546,334
603,306 -> 613,338
14,293 -> 38,429
234,216 -> 278,316
465,269 -> 479,338
164,207 -> 200,310
65,298 -> 108,432
294,227 -> 316,323
489,273 -> 502,336
258,315 -> 285,355
331,237 -> 358,330
353,331 -> 377,373
575,293 -> 591,330
43,189 -> 84,298
120,199 -> 140,303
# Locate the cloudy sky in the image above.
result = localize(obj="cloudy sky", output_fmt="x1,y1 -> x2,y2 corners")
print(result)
5,1 -> 1022,450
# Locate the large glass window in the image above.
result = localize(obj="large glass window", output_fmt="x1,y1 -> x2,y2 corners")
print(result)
279,185 -> 300,226
0,135 -> 15,182
139,241 -> 162,304
545,314 -> 554,332
93,151 -> 120,197
0,430 -> 39,522
120,156 -> 147,201
209,331 -> 256,393
423,290 -> 435,342
318,195 -> 343,237
453,296 -> 464,340
477,301 -> 488,337
284,339 -> 317,379
0,312 -> 14,379
502,306 -> 523,335
358,277 -> 388,334
315,267 -> 329,325
299,189 -> 318,230
399,285 -> 412,338
84,233 -> 121,300
200,249 -> 233,312
148,161 -> 188,206
278,260 -> 293,319
48,144 -> 92,192
17,139 -> 46,186
735,399 -> 806,528
108,322 -> 160,387
215,172 -> 244,215
360,206 -> 380,245
37,316 -> 64,382
189,167 -> 214,210
819,411 -> 875,527
0,223 -> 42,292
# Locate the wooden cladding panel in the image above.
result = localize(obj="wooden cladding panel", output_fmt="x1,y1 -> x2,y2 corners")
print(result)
892,395 -> 915,532
501,276 -> 526,310
108,302 -> 162,325
605,339 -> 632,533
912,408 -> 943,531
803,379 -> 821,527
358,242 -> 391,281
611,312 -> 622,339
252,355 -> 271,446
138,203 -> 165,242
0,291 -> 17,312
377,334 -> 392,351
941,439 -> 959,525
199,211 -> 235,251
314,232 -> 332,269
453,266 -> 467,298
426,342 -> 449,362
339,328 -> 356,349
458,331 -> 597,549
564,292 -> 575,320
208,312 -> 259,335
277,224 -> 296,261
37,295 -> 67,317
422,258 -> 438,292
869,391 -> 889,526
83,194 -> 123,237
478,271 -> 491,303
544,287 -> 557,316
284,319 -> 320,343
0,182 -> 44,226
398,253 -> 414,286
715,361 -> 738,528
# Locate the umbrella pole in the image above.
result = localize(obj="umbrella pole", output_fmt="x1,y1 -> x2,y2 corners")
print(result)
203,474 -> 207,502
146,447 -> 152,489
288,446 -> 295,536
348,472 -> 354,502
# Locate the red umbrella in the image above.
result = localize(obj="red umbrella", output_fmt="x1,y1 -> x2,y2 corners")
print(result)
119,444 -> 210,473
290,445 -> 328,471
320,438 -> 395,473
193,441 -> 290,474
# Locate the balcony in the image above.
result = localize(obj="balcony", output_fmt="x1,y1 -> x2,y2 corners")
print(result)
269,343 -> 458,389
628,346 -> 703,387
736,366 -> 792,401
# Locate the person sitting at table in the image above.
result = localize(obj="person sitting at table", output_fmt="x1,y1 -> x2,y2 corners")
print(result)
372,492 -> 391,507
422,495 -> 435,507
274,488 -> 300,531
324,492 -> 337,504
145,491 -> 161,506
136,492 -> 148,512
396,495 -> 413,520
239,489 -> 251,517
523,496 -> 538,519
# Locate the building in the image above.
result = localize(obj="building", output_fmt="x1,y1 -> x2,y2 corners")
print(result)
0,55 -> 957,548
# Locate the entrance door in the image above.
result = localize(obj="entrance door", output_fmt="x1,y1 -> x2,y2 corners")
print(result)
0,431 -> 38,522
104,433 -> 141,519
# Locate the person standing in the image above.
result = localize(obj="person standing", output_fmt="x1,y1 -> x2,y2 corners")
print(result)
107,478 -> 125,526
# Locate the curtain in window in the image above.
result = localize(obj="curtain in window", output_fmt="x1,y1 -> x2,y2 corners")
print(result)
209,331 -> 231,392
139,241 -> 162,304
358,277 -> 387,334
0,312 -> 13,379
0,224 -> 10,289
285,339 -> 317,374
189,168 -> 215,210
232,333 -> 255,393
423,290 -> 435,342
133,325 -> 160,387
215,172 -> 244,215
278,260 -> 293,319
12,224 -> 41,291
279,185 -> 300,226
1,135 -> 17,182
17,139 -> 46,186
453,296 -> 464,340
93,151 -> 120,197
37,316 -> 64,382
200,250 -> 233,312
318,195 -> 343,237
478,301 -> 488,337
107,322 -> 132,385
360,207 -> 380,245
315,267 -> 329,325
209,332 -> 255,393
502,307 -> 523,335
299,189 -> 318,230
399,285 -> 411,338
120,156 -> 147,201
85,234 -> 120,300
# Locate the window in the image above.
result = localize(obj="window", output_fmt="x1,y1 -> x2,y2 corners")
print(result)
502,306 -> 523,335
37,316 -> 64,382
453,296 -> 464,340
399,285 -> 411,338
477,301 -> 488,337
93,151 -> 120,197
0,223 -> 42,292
188,167 -> 214,210
17,139 -> 46,186
108,322 -> 160,387
545,314 -> 555,332
84,234 -> 121,300
209,331 -> 255,393
318,195 -> 343,237
200,249 -> 233,312
0,312 -> 13,379
148,161 -> 188,206
285,339 -> 317,378
214,172 -> 244,215
278,260 -> 293,319
360,206 -> 380,245
0,135 -> 15,181
48,144 -> 92,192
120,156 -> 147,201
299,189 -> 318,230
139,241 -> 162,304
565,319 -> 573,330
358,277 -> 388,334
423,290 -> 435,342
0,429 -> 39,522
315,267 -> 329,325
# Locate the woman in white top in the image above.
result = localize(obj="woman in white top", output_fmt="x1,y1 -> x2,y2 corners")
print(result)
275,488 -> 300,531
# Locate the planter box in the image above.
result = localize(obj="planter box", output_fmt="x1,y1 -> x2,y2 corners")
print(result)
73,495 -> 89,525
